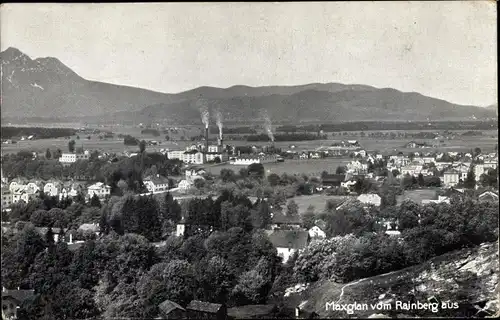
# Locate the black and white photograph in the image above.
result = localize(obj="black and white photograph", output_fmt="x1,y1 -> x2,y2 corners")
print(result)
0,2 -> 498,319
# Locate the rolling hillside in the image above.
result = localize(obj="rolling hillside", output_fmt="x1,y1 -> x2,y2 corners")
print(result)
1,47 -> 496,124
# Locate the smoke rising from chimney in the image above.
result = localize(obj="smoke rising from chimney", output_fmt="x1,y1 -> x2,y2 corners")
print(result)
214,109 -> 223,140
196,99 -> 210,129
261,110 -> 275,142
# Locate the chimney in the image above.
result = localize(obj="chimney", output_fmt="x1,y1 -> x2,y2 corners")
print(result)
69,233 -> 73,244
205,127 -> 209,151
295,307 -> 300,318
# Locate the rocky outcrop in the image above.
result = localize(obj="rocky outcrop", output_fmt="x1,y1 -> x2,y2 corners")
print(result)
288,241 -> 499,318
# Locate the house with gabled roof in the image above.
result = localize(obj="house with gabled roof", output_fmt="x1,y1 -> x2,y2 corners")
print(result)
43,181 -> 62,197
321,174 -> 345,188
158,299 -> 186,319
478,190 -> 499,203
186,300 -> 227,320
266,229 -> 309,264
270,211 -> 302,230
143,174 -> 170,193
2,287 -> 35,320
87,182 -> 110,200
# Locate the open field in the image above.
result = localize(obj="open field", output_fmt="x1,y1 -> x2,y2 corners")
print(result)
203,158 -> 351,177
287,194 -> 348,213
2,126 -> 497,156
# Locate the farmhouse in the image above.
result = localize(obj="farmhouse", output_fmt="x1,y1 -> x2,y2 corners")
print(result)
186,300 -> 227,320
321,174 -> 345,188
158,299 -> 186,319
270,211 -> 302,230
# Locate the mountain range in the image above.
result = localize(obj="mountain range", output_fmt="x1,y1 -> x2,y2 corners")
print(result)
1,47 -> 497,124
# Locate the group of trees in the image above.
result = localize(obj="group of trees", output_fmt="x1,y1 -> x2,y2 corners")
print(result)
123,135 -> 140,146
293,197 -> 498,284
1,190 -> 289,319
1,127 -> 77,139
247,133 -> 327,142
401,174 -> 442,190
141,129 -> 161,137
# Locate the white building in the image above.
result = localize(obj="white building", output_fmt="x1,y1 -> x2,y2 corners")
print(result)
357,193 -> 382,207
421,195 -> 450,205
308,226 -> 326,239
87,182 -> 111,199
143,175 -> 170,193
443,169 -> 460,188
267,230 -> 309,264
346,160 -> 368,173
400,165 -> 424,177
11,185 -> 37,204
59,151 -> 90,164
43,182 -> 62,197
229,155 -> 277,166
178,179 -> 193,192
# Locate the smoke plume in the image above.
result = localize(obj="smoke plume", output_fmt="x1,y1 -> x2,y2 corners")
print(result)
260,110 -> 275,142
196,99 -> 210,128
214,109 -> 223,140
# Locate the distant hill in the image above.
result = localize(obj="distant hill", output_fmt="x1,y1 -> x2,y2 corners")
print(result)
1,47 -> 497,124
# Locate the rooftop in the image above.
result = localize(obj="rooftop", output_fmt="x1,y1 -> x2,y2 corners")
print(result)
159,299 -> 185,315
267,229 -> 309,249
271,211 -> 302,225
186,300 -> 223,313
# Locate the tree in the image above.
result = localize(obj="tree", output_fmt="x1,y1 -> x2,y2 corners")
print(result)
464,168 -> 476,189
417,173 -> 425,186
480,168 -> 498,187
302,206 -> 316,229
139,140 -> 146,153
286,200 -> 299,216
267,173 -> 280,186
220,169 -> 236,183
68,140 -> 76,153
136,260 -> 196,309
194,178 -> 206,190
90,194 -> 101,208
247,163 -> 265,179
474,147 -> 482,156
195,256 -> 235,303
1,224 -> 46,288
336,166 -> 347,174
231,260 -> 271,305
45,148 -> 52,160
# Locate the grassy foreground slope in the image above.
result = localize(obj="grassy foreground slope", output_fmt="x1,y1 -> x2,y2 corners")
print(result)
286,241 -> 499,318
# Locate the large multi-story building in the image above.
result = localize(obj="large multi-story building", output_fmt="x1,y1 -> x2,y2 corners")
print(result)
443,169 -> 460,188
87,182 -> 111,200
59,151 -> 90,164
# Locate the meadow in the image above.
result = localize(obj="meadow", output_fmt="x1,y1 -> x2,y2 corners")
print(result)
1,123 -> 497,156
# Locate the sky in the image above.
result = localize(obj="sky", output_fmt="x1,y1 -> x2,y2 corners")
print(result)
1,2 -> 497,106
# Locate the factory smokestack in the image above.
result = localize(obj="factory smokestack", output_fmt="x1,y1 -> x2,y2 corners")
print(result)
205,127 -> 209,153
